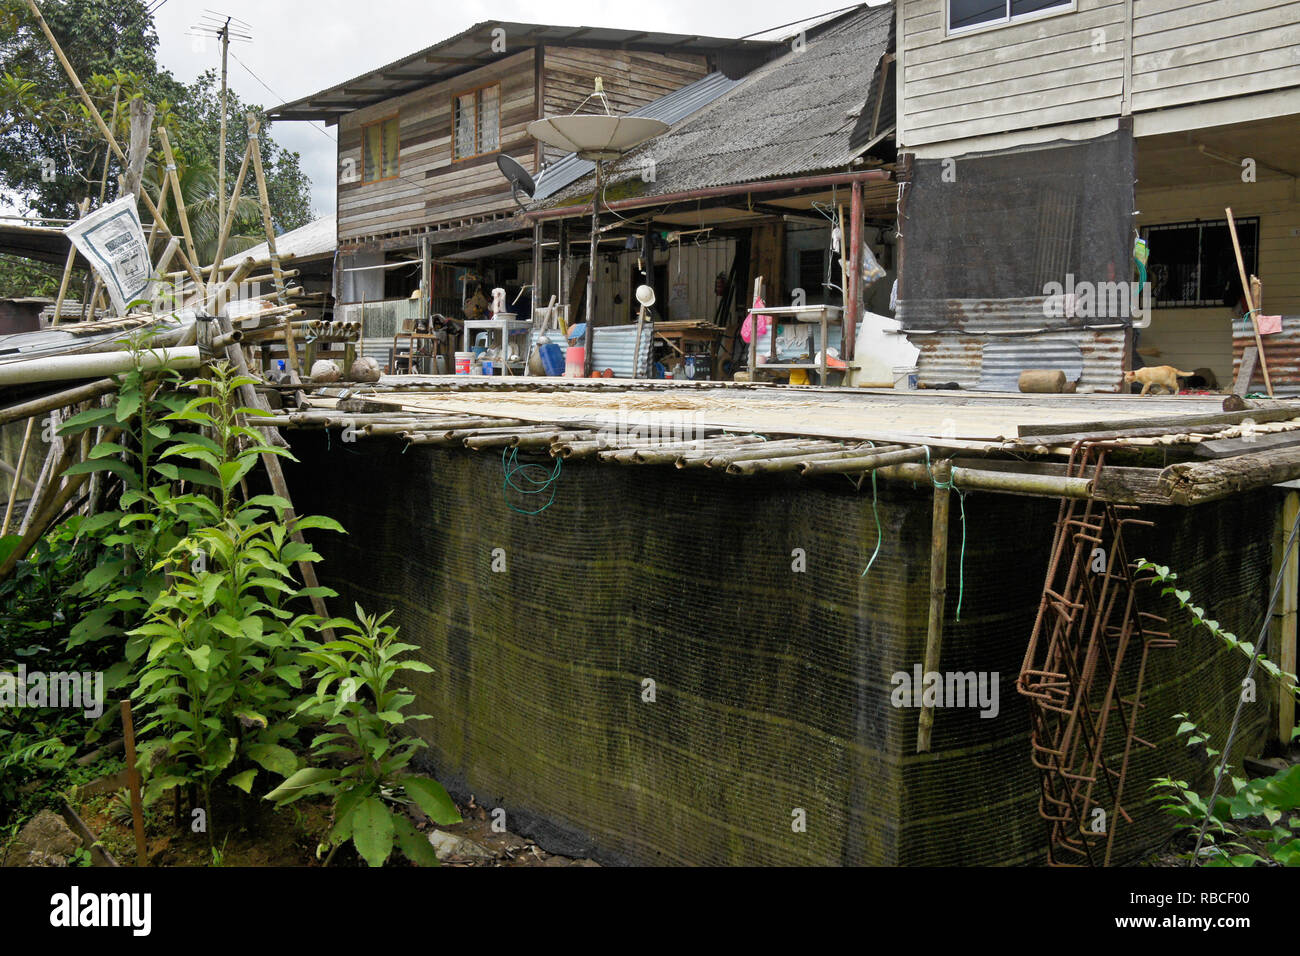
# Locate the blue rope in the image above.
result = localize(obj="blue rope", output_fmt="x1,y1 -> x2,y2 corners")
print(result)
502,446 -> 563,516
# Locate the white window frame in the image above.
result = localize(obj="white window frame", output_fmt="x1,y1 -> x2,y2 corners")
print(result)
945,0 -> 1077,38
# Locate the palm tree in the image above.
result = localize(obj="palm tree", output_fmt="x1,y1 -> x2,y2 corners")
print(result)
143,151 -> 262,268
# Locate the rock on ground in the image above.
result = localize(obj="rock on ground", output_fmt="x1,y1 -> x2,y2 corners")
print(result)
4,810 -> 80,867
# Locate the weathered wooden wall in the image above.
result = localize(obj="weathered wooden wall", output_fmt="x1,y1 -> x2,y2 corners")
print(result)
1131,0 -> 1300,113
336,45 -> 710,245
898,0 -> 1125,148
897,0 -> 1300,151
337,50 -> 538,245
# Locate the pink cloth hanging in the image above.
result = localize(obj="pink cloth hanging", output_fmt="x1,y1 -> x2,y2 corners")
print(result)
742,297 -> 771,344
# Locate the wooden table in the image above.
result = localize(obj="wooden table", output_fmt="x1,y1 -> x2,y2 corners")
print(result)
747,304 -> 843,386
653,320 -> 723,380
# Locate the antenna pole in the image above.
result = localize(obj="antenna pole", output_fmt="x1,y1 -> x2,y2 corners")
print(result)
583,159 -> 599,377
218,17 -> 230,230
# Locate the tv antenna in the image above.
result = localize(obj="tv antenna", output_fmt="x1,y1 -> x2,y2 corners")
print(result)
187,11 -> 252,227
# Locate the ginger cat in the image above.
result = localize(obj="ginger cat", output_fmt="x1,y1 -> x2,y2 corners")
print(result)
1124,366 -> 1195,396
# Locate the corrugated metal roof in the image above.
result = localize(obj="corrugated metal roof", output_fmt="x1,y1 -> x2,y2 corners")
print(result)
536,4 -> 895,206
271,21 -> 778,122
224,214 -> 336,267
533,73 -> 743,201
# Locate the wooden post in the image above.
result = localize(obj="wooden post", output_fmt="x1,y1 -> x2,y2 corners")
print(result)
847,180 -> 864,362
123,98 -> 156,201
558,219 -> 570,319
917,459 -> 951,753
749,276 -> 763,379
119,700 -> 148,866
582,161 -> 601,377
530,222 -> 543,322
1227,207 -> 1273,398
1279,490 -> 1299,745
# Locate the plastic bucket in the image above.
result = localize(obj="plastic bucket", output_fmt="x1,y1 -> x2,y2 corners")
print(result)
455,352 -> 472,375
565,347 -> 586,378
539,343 -> 566,377
892,366 -> 918,390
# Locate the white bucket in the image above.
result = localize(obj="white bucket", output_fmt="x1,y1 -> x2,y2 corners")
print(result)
892,366 -> 918,390
454,352 -> 473,375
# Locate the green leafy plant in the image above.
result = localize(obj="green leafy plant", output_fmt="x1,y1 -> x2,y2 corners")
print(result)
1151,717 -> 1300,866
266,606 -> 461,867
58,333 -> 213,659
1139,560 -> 1300,866
128,364 -> 340,833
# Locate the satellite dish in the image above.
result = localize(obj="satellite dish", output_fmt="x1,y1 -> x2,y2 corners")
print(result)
496,154 -> 536,209
636,285 -> 656,308
527,115 -> 669,161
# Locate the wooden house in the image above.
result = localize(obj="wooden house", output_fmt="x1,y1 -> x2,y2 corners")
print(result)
271,21 -> 777,366
893,0 -> 1300,393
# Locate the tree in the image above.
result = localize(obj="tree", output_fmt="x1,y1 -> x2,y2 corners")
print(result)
0,0 -> 314,279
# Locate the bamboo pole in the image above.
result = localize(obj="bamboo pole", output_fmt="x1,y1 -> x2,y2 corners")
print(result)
214,312 -> 329,622
1280,490 -> 1299,746
0,378 -> 123,428
801,446 -> 932,476
1,417 -> 36,535
208,137 -> 255,295
0,439 -> 104,582
19,411 -> 63,535
52,199 -> 90,326
156,128 -> 206,302
245,114 -> 298,377
1227,206 -> 1273,398
677,439 -> 834,469
916,460 -> 952,753
728,446 -> 895,476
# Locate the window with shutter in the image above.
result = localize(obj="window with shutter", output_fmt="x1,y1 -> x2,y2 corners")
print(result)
361,116 -> 399,183
452,84 -> 501,160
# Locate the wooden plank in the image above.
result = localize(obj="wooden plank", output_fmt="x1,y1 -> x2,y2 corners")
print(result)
1159,446 -> 1300,506
1192,431 -> 1300,460
1235,347 -> 1259,397
1018,405 -> 1300,440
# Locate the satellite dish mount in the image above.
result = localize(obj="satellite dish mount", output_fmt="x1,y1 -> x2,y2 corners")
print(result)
496,154 -> 536,211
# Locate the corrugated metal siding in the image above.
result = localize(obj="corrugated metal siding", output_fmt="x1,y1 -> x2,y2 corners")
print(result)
898,294 -> 1127,391
338,298 -> 424,368
913,329 -> 1126,392
590,323 -> 654,378
897,296 -> 1101,333
1234,316 -> 1300,398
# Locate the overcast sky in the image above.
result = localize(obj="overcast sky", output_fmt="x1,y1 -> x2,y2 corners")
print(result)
150,0 -> 873,220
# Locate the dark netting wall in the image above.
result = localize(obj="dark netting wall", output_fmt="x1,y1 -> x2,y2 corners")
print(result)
899,131 -> 1136,321
287,436 -> 1270,866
